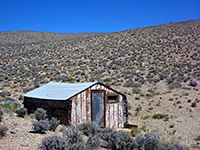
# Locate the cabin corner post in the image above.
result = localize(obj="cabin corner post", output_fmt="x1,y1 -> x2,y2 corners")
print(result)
123,95 -> 128,127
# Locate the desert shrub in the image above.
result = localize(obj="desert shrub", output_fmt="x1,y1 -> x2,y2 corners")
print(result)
49,117 -> 60,131
29,113 -> 36,119
2,102 -> 19,112
104,78 -> 111,82
156,100 -> 161,106
141,125 -> 149,132
152,113 -> 168,119
135,132 -> 161,150
101,129 -> 118,148
39,135 -> 67,150
105,130 -> 137,150
135,106 -> 142,112
123,79 -> 133,87
62,125 -> 85,150
146,93 -> 153,97
0,109 -> 3,122
98,128 -> 136,150
40,125 -> 86,150
132,87 -> 141,94
182,92 -> 189,96
191,102 -> 197,107
195,135 -> 200,141
34,108 -> 47,121
16,107 -> 27,117
0,125 -> 8,137
86,135 -> 100,150
169,124 -> 175,128
66,142 -> 85,150
147,88 -> 158,95
161,142 -> 189,150
62,125 -> 83,144
98,127 -> 115,141
67,77 -> 75,83
169,81 -> 182,89
77,122 -> 99,136
130,127 -> 141,137
116,131 -> 137,150
189,80 -> 197,87
33,119 -> 50,133
148,107 -> 153,110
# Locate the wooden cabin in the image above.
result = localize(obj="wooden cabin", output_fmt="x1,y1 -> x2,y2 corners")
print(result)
24,82 -> 128,128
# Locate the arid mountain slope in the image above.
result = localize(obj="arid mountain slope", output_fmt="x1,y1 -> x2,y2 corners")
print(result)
0,19 -> 200,149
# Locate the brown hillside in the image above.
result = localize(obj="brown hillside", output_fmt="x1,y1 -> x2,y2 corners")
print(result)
0,19 -> 200,149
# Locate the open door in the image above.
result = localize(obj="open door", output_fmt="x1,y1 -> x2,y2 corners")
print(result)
91,91 -> 104,127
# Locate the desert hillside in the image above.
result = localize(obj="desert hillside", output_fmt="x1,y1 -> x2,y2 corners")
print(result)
0,19 -> 200,149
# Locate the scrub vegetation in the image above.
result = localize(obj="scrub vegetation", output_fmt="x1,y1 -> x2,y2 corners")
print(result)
0,19 -> 200,149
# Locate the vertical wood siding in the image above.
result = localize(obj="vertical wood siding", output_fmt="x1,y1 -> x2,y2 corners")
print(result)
71,83 -> 124,128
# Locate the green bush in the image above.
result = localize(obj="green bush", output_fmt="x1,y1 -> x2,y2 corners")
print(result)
29,113 -> 36,119
169,124 -> 175,128
142,115 -> 150,120
172,130 -> 176,134
148,107 -> 153,110
104,78 -> 111,82
3,103 -> 19,112
182,92 -> 189,96
194,135 -> 200,141
135,106 -> 142,112
146,93 -> 153,97
191,102 -> 197,107
67,77 -> 75,83
152,113 -> 168,119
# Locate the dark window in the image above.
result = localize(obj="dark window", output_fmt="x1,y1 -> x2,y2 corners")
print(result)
106,95 -> 118,103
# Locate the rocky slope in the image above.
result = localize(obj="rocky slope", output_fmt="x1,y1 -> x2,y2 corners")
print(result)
0,19 -> 200,149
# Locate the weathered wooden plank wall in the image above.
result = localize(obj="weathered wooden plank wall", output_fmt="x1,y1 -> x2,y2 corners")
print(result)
24,97 -> 71,125
71,83 -> 124,128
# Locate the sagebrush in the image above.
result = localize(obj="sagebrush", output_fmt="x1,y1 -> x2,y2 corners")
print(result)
16,107 -> 27,117
34,108 -> 47,121
33,119 -> 50,133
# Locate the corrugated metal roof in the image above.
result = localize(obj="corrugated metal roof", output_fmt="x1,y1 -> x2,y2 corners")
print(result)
24,82 -> 97,100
